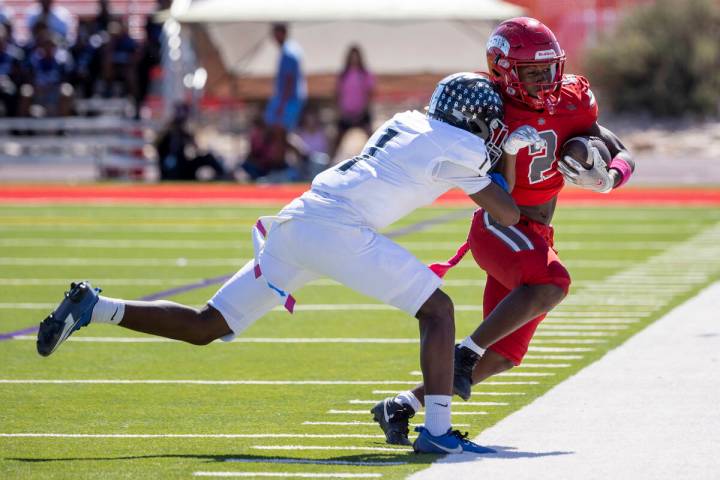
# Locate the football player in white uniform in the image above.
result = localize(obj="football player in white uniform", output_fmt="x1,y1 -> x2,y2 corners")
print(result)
36,72 -> 543,454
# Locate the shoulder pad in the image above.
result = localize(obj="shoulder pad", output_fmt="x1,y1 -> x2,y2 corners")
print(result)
560,75 -> 596,111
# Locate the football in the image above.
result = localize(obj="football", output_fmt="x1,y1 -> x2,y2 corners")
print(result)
559,136 -> 611,170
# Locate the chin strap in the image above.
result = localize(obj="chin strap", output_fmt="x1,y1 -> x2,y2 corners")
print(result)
609,154 -> 634,188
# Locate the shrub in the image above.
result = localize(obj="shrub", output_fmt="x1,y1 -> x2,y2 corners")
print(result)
585,0 -> 720,116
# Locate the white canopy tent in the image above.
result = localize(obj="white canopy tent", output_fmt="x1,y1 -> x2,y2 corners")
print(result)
170,0 -> 525,77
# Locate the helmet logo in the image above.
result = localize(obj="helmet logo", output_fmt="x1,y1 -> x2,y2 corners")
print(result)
535,49 -> 558,60
487,35 -> 510,56
498,58 -> 510,68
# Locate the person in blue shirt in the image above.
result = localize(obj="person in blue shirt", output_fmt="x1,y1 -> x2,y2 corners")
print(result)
263,23 -> 307,176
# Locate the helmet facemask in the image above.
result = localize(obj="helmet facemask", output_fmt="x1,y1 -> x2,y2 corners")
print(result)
466,116 -> 508,167
506,58 -> 565,113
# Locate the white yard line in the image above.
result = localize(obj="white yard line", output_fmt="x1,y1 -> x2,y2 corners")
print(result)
328,410 -> 488,416
0,433 -> 384,439
301,422 -> 470,427
251,446 -> 406,453
194,472 -> 382,478
0,380 -> 420,385
410,281 -> 720,480
348,399 -> 508,406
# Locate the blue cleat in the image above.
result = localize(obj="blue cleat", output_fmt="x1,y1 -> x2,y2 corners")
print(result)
36,281 -> 100,357
413,426 -> 495,454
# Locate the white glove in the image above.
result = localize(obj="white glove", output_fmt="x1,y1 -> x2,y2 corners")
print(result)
558,147 -> 613,193
503,125 -> 545,155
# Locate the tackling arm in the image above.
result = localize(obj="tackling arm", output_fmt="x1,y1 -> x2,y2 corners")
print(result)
469,182 -> 520,227
588,123 -> 636,189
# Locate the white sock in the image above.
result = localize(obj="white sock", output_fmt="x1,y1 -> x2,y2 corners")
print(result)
460,336 -> 486,356
395,391 -> 421,413
424,394 -> 452,436
91,296 -> 126,325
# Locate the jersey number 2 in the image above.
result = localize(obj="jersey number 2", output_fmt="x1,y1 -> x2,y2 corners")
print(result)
337,128 -> 399,173
528,130 -> 558,184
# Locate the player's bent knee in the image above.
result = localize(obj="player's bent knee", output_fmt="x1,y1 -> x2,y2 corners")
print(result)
190,305 -> 233,345
531,283 -> 567,312
416,289 -> 454,323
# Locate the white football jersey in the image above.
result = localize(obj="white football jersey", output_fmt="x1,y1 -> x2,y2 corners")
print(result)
280,110 -> 492,230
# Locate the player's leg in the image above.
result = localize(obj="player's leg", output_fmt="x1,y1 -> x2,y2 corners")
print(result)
36,280 -> 233,356
37,241 -> 318,356
383,276 -> 515,434
281,223 -> 493,453
451,213 -> 570,398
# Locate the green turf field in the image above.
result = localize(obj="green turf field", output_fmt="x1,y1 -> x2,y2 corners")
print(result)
1,202 -> 720,479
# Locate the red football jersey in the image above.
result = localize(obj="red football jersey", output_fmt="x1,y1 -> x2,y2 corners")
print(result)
505,74 -> 599,206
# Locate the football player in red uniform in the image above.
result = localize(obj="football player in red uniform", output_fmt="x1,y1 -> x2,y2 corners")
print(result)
373,17 -> 636,446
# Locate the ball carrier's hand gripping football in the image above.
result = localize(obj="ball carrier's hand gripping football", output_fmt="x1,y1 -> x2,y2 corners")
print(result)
559,147 -> 613,193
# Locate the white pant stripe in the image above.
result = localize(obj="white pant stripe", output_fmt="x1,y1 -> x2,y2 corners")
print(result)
484,211 -> 522,252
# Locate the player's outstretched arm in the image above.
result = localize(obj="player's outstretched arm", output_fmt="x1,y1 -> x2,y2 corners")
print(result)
588,123 -> 635,189
469,182 -> 520,227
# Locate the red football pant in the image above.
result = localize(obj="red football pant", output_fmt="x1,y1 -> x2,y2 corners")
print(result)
468,210 -> 571,365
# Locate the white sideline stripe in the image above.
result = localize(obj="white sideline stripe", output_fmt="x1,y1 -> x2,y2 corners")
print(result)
0,380 -> 420,386
0,433 -> 386,439
252,446 -> 406,453
349,399 -> 509,406
411,224 -> 720,480
301,422 -> 471,427
371,390 -> 525,396
328,410 -> 488,416
194,472 -> 382,478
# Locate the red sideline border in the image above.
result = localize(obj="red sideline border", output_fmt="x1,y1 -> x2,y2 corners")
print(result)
1,184 -> 719,205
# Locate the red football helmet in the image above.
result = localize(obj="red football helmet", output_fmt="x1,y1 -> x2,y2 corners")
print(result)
486,17 -> 566,112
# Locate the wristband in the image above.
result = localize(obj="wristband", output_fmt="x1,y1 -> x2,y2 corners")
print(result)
609,156 -> 633,188
489,172 -> 509,192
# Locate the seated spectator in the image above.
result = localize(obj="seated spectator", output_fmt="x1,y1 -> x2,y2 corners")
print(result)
0,2 -> 14,43
0,24 -> 24,116
25,0 -> 74,46
331,45 -> 375,160
238,114 -> 288,182
293,107 -> 331,179
70,22 -> 102,99
138,0 -> 170,110
99,18 -> 138,99
25,28 -> 74,116
156,102 -> 229,181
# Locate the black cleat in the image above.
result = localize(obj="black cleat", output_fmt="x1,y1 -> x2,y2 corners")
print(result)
453,344 -> 480,401
37,281 -> 100,357
371,397 -> 415,446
